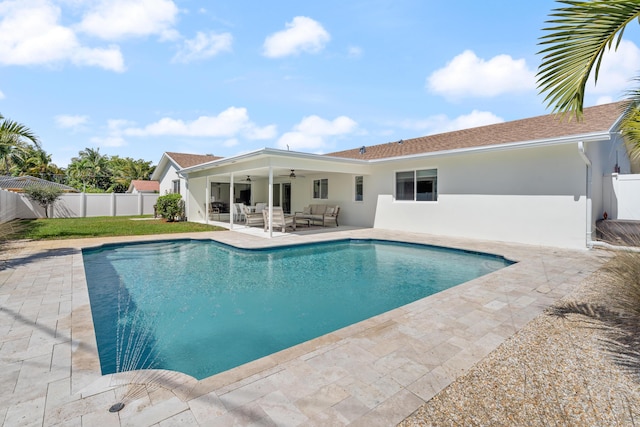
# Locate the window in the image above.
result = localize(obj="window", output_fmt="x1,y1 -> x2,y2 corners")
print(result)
395,169 -> 437,201
354,176 -> 363,201
313,178 -> 328,199
172,179 -> 180,194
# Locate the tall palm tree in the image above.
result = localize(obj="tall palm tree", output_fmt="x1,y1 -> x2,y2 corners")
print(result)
68,147 -> 110,191
0,113 -> 39,174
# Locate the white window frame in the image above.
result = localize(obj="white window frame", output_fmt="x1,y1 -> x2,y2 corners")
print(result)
354,175 -> 364,202
394,168 -> 437,201
172,179 -> 180,194
313,178 -> 329,200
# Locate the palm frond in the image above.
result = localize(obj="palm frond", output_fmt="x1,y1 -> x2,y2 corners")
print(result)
0,117 -> 40,146
537,0 -> 640,119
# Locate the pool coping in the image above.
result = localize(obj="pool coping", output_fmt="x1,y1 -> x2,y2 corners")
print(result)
1,228 -> 609,426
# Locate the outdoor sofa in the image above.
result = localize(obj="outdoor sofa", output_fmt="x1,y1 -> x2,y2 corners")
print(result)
295,204 -> 340,227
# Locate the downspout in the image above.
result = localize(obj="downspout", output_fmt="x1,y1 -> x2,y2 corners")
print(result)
577,141 -> 593,248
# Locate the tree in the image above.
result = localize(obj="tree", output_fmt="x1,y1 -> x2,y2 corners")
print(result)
23,185 -> 63,218
537,1 -> 640,158
66,148 -> 156,193
108,156 -> 155,193
13,146 -> 64,180
0,113 -> 39,174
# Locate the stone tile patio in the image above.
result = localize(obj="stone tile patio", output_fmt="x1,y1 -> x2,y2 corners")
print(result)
0,228 -> 608,426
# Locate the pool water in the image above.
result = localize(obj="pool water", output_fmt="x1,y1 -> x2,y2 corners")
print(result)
83,239 -> 512,380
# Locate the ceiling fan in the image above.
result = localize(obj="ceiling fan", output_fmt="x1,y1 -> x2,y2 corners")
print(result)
279,169 -> 305,179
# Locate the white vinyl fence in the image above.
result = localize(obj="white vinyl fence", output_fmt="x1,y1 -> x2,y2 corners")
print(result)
0,189 -> 159,221
603,173 -> 640,220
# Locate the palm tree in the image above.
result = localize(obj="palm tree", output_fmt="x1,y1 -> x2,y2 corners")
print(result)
22,147 -> 63,180
67,147 -> 110,191
108,156 -> 154,192
0,113 -> 39,174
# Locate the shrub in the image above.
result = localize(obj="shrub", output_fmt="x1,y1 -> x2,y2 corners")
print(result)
155,193 -> 184,222
23,185 -> 63,218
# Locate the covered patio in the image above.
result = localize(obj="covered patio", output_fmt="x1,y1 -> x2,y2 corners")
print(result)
179,148 -> 370,237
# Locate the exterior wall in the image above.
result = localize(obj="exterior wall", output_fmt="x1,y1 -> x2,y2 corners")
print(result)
603,174 -> 640,220
587,135 -> 630,225
157,163 -> 184,197
290,172 -> 376,226
186,176 -> 207,222
371,144 -> 589,248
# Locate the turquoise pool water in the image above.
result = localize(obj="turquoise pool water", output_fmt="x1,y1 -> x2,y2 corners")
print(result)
83,239 -> 512,380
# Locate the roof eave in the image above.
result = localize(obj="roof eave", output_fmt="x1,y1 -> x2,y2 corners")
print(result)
368,131 -> 613,164
179,147 -> 369,174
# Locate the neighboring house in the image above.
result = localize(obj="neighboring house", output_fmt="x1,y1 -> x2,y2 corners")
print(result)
0,175 -> 79,193
127,180 -> 159,194
150,152 -> 222,198
179,102 -> 632,249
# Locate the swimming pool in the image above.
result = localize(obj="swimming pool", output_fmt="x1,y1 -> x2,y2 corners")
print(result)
83,239 -> 512,380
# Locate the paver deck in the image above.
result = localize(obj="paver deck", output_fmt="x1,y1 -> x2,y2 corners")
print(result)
0,227 -> 608,426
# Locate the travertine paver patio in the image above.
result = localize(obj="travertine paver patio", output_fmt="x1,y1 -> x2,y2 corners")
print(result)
0,228 -> 608,426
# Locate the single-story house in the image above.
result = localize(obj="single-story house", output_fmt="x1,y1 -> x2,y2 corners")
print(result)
174,101 -> 633,249
127,179 -> 159,194
150,152 -> 222,198
0,175 -> 79,193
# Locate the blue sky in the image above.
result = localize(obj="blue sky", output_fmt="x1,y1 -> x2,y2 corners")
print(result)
1,0 -> 639,168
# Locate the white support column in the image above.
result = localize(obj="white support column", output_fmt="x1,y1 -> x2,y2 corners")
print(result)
268,166 -> 273,238
230,173 -> 235,229
205,176 -> 210,225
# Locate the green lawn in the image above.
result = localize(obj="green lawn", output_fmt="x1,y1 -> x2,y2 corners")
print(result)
4,216 -> 225,240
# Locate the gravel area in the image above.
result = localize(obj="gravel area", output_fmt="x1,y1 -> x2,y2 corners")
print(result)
399,270 -> 640,426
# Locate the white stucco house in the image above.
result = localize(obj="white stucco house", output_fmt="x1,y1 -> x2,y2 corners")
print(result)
174,102 -> 633,249
150,152 -> 221,198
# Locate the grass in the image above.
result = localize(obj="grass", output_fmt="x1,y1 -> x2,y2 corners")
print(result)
3,216 -> 225,240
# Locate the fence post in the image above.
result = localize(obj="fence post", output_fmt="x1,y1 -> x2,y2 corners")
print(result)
111,192 -> 116,216
80,193 -> 86,217
138,193 -> 143,215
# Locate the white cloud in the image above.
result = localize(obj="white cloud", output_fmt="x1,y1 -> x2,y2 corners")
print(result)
0,0 -> 124,71
123,107 -> 277,140
89,135 -> 127,147
77,0 -> 179,41
0,89 -> 5,99
398,110 -> 504,135
172,31 -> 232,63
347,45 -> 363,59
588,40 -> 640,96
427,50 -> 535,99
263,16 -> 330,58
88,118 -> 136,148
55,114 -> 89,129
277,115 -> 358,151
595,96 -> 614,105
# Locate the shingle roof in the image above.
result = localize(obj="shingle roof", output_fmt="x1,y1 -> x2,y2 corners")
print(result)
0,175 -> 79,192
165,152 -> 223,168
129,180 -> 159,192
326,102 -> 626,160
